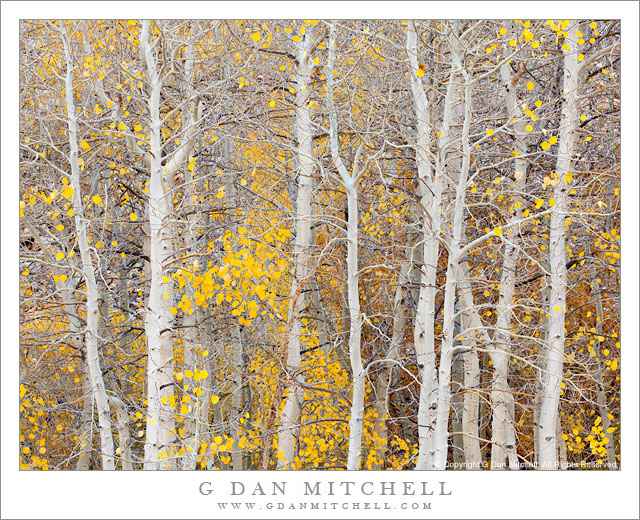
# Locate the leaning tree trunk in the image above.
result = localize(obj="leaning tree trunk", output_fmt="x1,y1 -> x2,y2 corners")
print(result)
60,22 -> 115,471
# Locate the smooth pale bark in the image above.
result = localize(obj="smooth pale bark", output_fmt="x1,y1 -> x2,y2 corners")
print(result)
538,23 -> 579,470
60,23 -> 115,471
456,264 -> 489,469
109,396 -> 133,470
406,22 -> 443,469
83,21 -> 201,469
459,309 -> 482,468
489,46 -> 530,471
277,29 -> 316,469
327,24 -> 366,470
344,184 -> 364,471
140,21 -> 176,470
432,67 -> 472,471
75,369 -> 94,470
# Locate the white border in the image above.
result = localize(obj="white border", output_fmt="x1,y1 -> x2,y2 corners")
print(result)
2,2 -> 638,519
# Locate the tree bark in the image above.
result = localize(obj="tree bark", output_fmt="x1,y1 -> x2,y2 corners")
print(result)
538,22 -> 579,470
60,22 -> 115,471
277,28 -> 317,469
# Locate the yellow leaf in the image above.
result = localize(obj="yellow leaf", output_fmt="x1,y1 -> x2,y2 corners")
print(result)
526,81 -> 534,91
416,68 -> 424,77
55,252 -> 64,260
493,227 -> 503,236
91,194 -> 103,205
118,123 -> 126,131
211,395 -> 219,404
129,213 -> 138,221
269,99 -> 276,108
251,32 -> 261,42
80,140 -> 90,150
486,129 -> 494,136
134,124 -> 142,132
61,186 -> 75,200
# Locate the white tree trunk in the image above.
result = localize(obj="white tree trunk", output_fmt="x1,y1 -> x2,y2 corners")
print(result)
345,184 -> 365,470
327,24 -> 366,470
432,68 -> 472,471
277,29 -> 316,469
538,22 -> 579,470
60,23 -> 115,471
140,20 -> 175,470
405,22 -> 444,469
456,283 -> 482,468
109,396 -> 133,470
489,48 -> 530,471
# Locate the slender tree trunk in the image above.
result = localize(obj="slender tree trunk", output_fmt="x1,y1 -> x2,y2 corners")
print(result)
432,66 -> 472,471
405,22 -> 444,470
372,240 -> 414,468
459,310 -> 482,469
110,396 -> 133,470
277,29 -> 316,469
489,47 -> 530,471
230,321 -> 244,470
538,22 -> 579,470
326,24 -> 366,470
60,23 -> 115,470
140,20 -> 176,470
75,366 -> 94,470
345,184 -> 364,470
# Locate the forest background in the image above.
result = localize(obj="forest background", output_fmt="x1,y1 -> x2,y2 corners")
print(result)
3,2 -> 639,520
